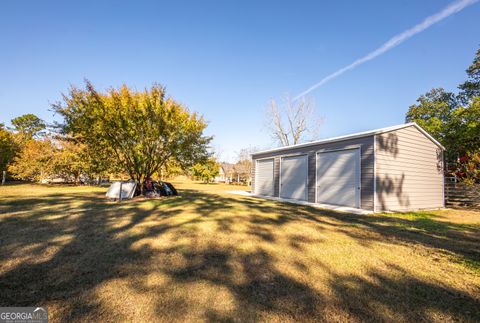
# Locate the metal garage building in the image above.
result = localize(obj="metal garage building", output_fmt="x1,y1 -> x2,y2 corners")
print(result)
251,123 -> 445,212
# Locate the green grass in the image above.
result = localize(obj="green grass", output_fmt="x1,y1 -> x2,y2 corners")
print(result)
373,211 -> 480,232
0,182 -> 479,322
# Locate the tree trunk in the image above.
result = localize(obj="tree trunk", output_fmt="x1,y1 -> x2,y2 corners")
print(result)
135,173 -> 145,195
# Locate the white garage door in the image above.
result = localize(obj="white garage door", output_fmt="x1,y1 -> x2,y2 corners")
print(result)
316,149 -> 360,208
255,159 -> 274,196
280,155 -> 308,201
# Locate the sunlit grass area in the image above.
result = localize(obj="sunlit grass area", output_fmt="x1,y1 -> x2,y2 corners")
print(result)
0,182 -> 479,322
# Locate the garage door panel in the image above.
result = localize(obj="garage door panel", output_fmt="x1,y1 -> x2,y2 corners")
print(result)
255,159 -> 274,196
317,174 -> 357,182
317,161 -> 356,177
317,187 -> 356,205
318,167 -> 356,178
280,155 -> 307,201
316,149 -> 360,208
317,178 -> 357,188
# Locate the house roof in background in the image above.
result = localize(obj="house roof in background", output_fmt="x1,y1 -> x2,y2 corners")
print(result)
221,163 -> 235,173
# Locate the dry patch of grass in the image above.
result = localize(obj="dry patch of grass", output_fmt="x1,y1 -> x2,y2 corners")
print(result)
0,182 -> 479,322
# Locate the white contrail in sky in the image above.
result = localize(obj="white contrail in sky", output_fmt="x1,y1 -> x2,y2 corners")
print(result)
294,0 -> 479,100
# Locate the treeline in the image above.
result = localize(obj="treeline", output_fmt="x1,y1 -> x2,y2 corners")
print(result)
0,123 -> 107,184
406,47 -> 480,184
0,81 -> 213,185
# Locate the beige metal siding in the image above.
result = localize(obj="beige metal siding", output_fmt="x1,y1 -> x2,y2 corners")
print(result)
375,126 -> 444,211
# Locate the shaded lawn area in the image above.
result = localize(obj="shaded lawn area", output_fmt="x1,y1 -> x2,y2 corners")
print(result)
0,183 -> 479,322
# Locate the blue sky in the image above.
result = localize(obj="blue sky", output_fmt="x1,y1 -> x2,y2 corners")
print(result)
1,0 -> 478,161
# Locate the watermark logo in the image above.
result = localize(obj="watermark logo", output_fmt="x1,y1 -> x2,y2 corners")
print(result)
0,307 -> 48,323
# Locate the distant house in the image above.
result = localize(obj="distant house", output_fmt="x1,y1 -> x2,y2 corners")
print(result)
214,167 -> 225,183
214,162 -> 251,185
214,163 -> 234,183
233,162 -> 252,185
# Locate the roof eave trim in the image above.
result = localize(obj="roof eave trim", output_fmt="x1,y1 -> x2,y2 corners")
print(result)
251,122 -> 444,156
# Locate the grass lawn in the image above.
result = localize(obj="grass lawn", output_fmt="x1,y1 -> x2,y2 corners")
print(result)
0,182 -> 479,322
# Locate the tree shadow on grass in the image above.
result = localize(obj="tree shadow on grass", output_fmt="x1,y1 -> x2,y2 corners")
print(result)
328,263 -> 480,322
141,246 -> 324,321
236,193 -> 480,271
0,197 -> 187,318
0,187 -> 478,321
315,210 -> 480,271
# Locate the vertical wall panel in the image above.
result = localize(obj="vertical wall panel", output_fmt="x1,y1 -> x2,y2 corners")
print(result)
308,153 -> 316,203
274,157 -> 280,197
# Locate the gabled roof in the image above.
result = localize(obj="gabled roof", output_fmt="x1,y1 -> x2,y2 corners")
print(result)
251,122 -> 444,156
220,163 -> 235,173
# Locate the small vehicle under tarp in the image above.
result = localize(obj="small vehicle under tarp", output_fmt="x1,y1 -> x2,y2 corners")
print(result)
142,179 -> 178,198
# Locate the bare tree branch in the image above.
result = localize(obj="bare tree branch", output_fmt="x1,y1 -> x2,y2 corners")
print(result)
267,99 -> 290,146
266,95 -> 322,146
